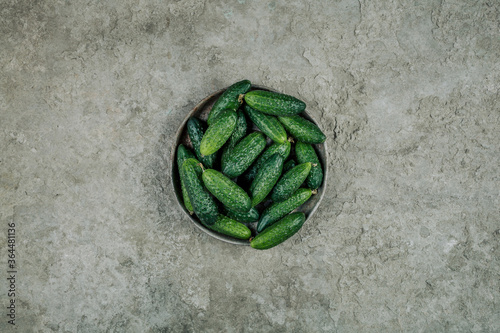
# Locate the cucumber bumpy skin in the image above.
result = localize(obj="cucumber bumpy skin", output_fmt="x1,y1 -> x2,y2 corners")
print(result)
250,153 -> 284,207
221,109 -> 248,166
181,158 -> 219,226
278,115 -> 326,144
207,80 -> 251,125
221,132 -> 267,179
200,109 -> 237,156
176,144 -> 197,213
204,214 -> 252,240
202,169 -> 251,213
242,140 -> 291,184
186,117 -> 217,168
244,105 -> 287,144
257,188 -> 313,232
224,206 -> 260,223
295,141 -> 323,190
271,162 -> 312,203
244,90 -> 306,116
251,212 -> 306,250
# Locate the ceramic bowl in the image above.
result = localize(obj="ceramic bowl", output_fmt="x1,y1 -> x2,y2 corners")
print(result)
171,85 -> 328,245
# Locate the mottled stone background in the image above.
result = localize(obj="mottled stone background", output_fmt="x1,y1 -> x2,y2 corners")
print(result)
1,0 -> 499,332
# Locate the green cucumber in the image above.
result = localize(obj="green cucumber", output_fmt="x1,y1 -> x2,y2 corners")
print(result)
201,169 -> 251,213
250,153 -> 284,207
200,109 -> 237,156
244,105 -> 287,143
221,109 -> 248,166
283,159 -> 297,173
204,214 -> 252,240
181,158 -> 218,225
271,162 -> 312,202
244,90 -> 306,116
186,117 -> 217,168
242,140 -> 291,184
176,144 -> 197,213
224,206 -> 260,223
177,144 -> 196,163
251,212 -> 306,249
207,80 -> 251,125
295,141 -> 323,189
278,115 -> 326,144
221,132 -> 266,178
257,188 -> 313,232
180,179 -> 193,213
225,109 -> 248,148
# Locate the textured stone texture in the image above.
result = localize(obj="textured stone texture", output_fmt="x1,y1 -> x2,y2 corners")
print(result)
1,0 -> 499,332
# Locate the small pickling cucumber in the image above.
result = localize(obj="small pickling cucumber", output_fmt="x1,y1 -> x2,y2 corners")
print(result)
181,158 -> 218,225
176,144 -> 196,213
271,162 -> 312,202
295,141 -> 323,189
177,144 -> 196,163
242,140 -> 291,184
251,212 -> 306,250
201,169 -> 251,213
244,105 -> 287,143
278,115 -> 326,144
200,109 -> 237,156
186,117 -> 217,168
244,90 -> 306,116
221,109 -> 248,166
250,153 -> 284,207
204,214 -> 252,240
257,188 -> 313,232
207,80 -> 251,125
221,132 -> 266,179
224,206 -> 260,223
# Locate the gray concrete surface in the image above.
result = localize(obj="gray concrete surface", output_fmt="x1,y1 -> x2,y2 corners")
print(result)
1,0 -> 499,332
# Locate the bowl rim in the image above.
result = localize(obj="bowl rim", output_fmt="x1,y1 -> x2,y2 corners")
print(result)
170,84 -> 328,246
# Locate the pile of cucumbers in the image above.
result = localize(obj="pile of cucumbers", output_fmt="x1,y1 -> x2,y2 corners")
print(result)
176,80 -> 325,250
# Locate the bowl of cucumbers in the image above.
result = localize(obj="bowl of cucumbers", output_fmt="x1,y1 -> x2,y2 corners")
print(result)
171,80 -> 327,249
